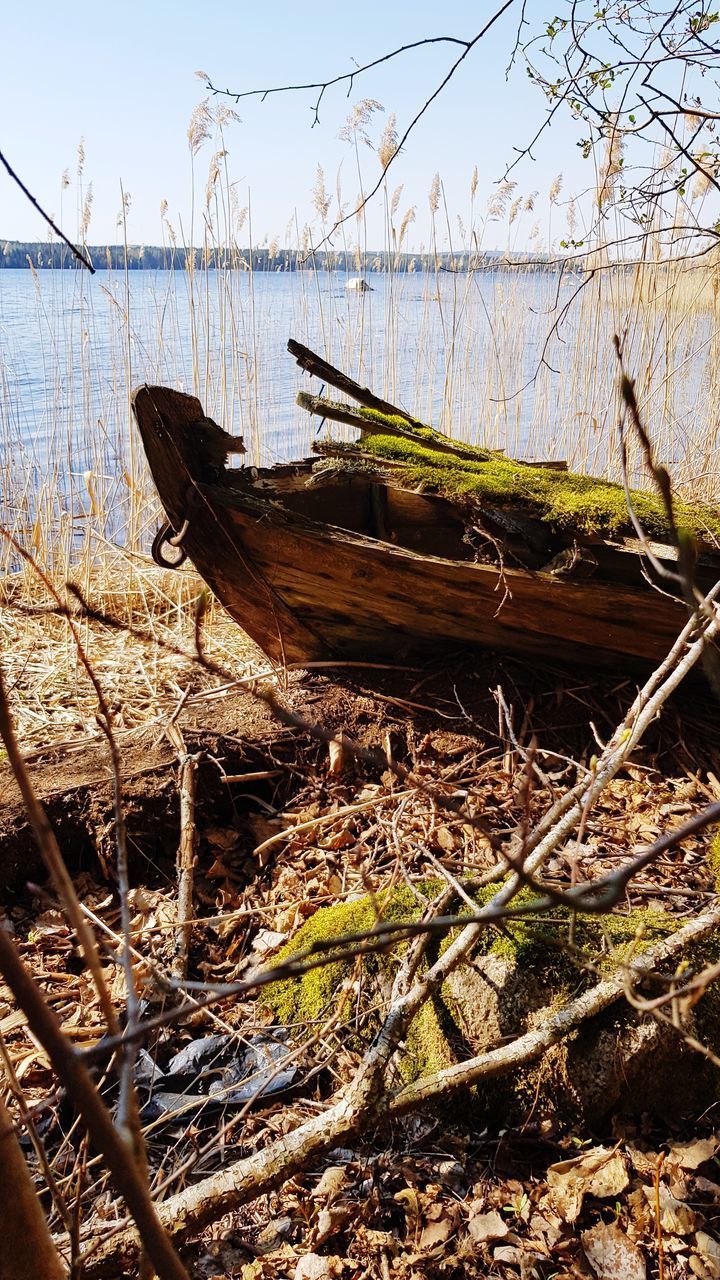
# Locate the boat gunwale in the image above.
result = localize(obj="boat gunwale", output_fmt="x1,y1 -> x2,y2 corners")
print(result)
201,467 -> 695,608
132,382 -> 712,668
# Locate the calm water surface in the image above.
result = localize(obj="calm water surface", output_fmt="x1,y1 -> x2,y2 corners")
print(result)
0,266 -> 715,554
0,267 -> 564,463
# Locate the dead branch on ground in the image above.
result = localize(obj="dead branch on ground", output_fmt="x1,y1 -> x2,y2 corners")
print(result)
78,894 -> 720,1277
0,1093 -> 67,1280
165,723 -> 199,981
0,925 -> 189,1280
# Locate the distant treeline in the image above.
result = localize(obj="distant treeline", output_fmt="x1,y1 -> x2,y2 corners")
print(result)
1,240 -> 568,273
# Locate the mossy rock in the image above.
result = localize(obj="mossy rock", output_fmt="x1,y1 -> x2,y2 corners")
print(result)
262,886 -> 720,1125
348,409 -> 720,544
263,884 -> 434,1029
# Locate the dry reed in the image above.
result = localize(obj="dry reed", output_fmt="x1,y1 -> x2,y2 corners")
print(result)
3,121 -> 720,740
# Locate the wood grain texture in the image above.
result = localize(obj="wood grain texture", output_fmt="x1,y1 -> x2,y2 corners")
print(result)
288,336 -> 417,423
133,384 -> 710,671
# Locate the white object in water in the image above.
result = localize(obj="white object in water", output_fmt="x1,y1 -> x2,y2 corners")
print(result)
345,276 -> 373,292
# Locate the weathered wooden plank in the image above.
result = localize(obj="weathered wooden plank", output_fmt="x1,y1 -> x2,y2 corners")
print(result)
297,390 -> 492,464
133,385 -> 330,664
288,337 -> 417,424
132,383 -> 716,673
223,496 -> 688,669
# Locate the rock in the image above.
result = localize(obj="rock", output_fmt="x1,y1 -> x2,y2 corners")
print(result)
264,885 -> 720,1127
445,943 -> 720,1124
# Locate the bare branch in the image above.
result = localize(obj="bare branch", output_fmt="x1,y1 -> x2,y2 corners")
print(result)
0,147 -> 95,273
0,664 -> 119,1036
202,35 -> 472,122
203,3 -> 518,254
0,1094 -> 66,1280
78,895 -> 720,1276
390,896 -> 720,1112
0,926 -> 189,1280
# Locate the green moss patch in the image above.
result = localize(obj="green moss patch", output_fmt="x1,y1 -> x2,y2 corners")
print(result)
358,407 -> 439,440
263,883 -> 442,1028
358,428 -> 720,544
707,830 -> 720,893
260,883 -> 685,1085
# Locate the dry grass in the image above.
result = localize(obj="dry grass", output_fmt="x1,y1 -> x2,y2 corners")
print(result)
3,135 -> 720,741
0,563 -> 262,749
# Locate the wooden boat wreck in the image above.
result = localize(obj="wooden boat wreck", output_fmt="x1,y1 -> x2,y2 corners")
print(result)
132,341 -> 720,671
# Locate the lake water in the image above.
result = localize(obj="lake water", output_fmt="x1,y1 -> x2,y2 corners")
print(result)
0,266 -> 563,461
0,265 -> 717,560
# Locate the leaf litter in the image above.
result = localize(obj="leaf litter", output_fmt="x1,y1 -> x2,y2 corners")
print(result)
1,649 -> 720,1276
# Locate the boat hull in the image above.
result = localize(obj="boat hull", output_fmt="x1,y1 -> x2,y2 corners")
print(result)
213,488 -> 689,669
132,384 -> 701,671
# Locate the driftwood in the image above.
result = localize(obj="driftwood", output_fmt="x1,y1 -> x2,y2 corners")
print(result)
288,336 -> 419,424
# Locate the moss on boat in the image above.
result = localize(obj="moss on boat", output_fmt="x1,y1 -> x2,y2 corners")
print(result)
352,410 -> 720,544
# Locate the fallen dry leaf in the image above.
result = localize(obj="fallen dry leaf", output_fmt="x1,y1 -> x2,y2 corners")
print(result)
642,1185 -> 698,1235
323,829 -> 355,851
328,733 -> 350,774
692,1231 -> 720,1280
315,1166 -> 348,1203
668,1137 -> 717,1171
695,1177 -> 720,1203
394,1187 -> 421,1240
547,1147 -> 629,1223
528,1211 -> 564,1248
314,1204 -> 352,1247
294,1254 -> 345,1280
419,1217 -> 453,1251
493,1244 -> 521,1265
626,1146 -> 660,1178
251,928 -> 287,959
627,1186 -> 654,1236
204,825 -> 241,852
254,1217 -> 292,1255
582,1223 -> 646,1279
467,1209 -> 509,1243
435,826 -> 456,853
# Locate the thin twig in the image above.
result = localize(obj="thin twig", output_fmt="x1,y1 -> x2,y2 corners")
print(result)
0,925 -> 189,1280
0,148 -> 95,273
165,723 -> 198,981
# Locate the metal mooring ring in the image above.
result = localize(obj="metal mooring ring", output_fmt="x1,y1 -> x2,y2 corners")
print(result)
151,521 -> 189,569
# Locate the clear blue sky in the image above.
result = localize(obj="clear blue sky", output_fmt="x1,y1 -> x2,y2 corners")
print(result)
0,1 -> 591,251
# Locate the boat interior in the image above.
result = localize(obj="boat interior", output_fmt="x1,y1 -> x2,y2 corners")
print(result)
223,457 -> 720,594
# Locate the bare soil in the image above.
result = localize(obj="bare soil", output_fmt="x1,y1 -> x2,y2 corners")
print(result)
3,652 -> 719,894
